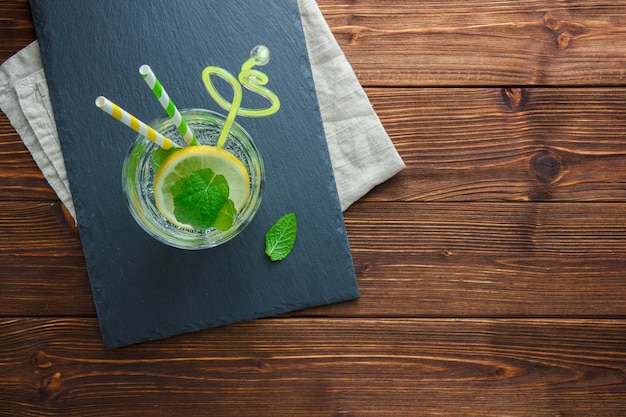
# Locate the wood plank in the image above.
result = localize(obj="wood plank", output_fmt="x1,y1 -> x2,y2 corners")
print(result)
0,115 -> 57,201
339,201 -> 626,317
0,253 -> 93,317
3,87 -> 626,202
2,201 -> 625,317
0,201 -> 79,254
1,317 -> 625,416
0,0 -> 34,61
317,0 -> 626,86
364,87 -> 626,202
0,202 -> 91,316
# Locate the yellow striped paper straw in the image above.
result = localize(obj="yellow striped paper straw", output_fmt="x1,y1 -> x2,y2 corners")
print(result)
139,65 -> 198,146
95,96 -> 178,150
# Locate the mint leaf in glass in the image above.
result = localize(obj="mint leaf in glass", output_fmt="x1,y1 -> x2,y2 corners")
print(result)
213,199 -> 237,231
172,168 -> 230,230
151,147 -> 180,172
265,212 -> 297,261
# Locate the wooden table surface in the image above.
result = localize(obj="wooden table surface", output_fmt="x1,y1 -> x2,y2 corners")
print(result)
2,1 -> 626,415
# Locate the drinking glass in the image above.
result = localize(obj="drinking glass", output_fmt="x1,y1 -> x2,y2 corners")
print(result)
122,109 -> 264,249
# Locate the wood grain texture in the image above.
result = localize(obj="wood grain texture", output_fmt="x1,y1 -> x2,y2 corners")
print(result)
364,87 -> 626,202
0,0 -> 34,60
1,318 -> 625,417
0,115 -> 56,200
344,201 -> 626,317
317,0 -> 626,86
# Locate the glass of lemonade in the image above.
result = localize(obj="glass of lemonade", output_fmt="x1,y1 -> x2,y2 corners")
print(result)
122,108 -> 264,250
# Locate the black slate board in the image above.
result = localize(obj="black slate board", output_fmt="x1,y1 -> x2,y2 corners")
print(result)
30,0 -> 358,348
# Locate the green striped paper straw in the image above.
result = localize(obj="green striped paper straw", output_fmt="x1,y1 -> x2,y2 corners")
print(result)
139,65 -> 198,146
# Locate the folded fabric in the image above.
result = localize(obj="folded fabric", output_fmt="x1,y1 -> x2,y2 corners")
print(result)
0,0 -> 404,219
0,42 -> 76,218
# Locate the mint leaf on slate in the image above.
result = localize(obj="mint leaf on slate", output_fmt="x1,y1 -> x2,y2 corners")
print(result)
265,212 -> 297,261
172,168 -> 230,230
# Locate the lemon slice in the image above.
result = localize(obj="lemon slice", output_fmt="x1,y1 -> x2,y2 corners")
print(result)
153,145 -> 250,229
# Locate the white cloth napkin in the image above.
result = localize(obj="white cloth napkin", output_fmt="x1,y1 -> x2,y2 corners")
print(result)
0,0 -> 404,220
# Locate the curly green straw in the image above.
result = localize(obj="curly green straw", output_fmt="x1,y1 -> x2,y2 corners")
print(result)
202,45 -> 280,148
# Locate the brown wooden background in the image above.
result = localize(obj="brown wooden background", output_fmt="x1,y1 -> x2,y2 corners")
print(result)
1,1 -> 626,415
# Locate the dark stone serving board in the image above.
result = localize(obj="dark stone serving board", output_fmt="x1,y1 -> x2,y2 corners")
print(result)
30,0 -> 358,348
